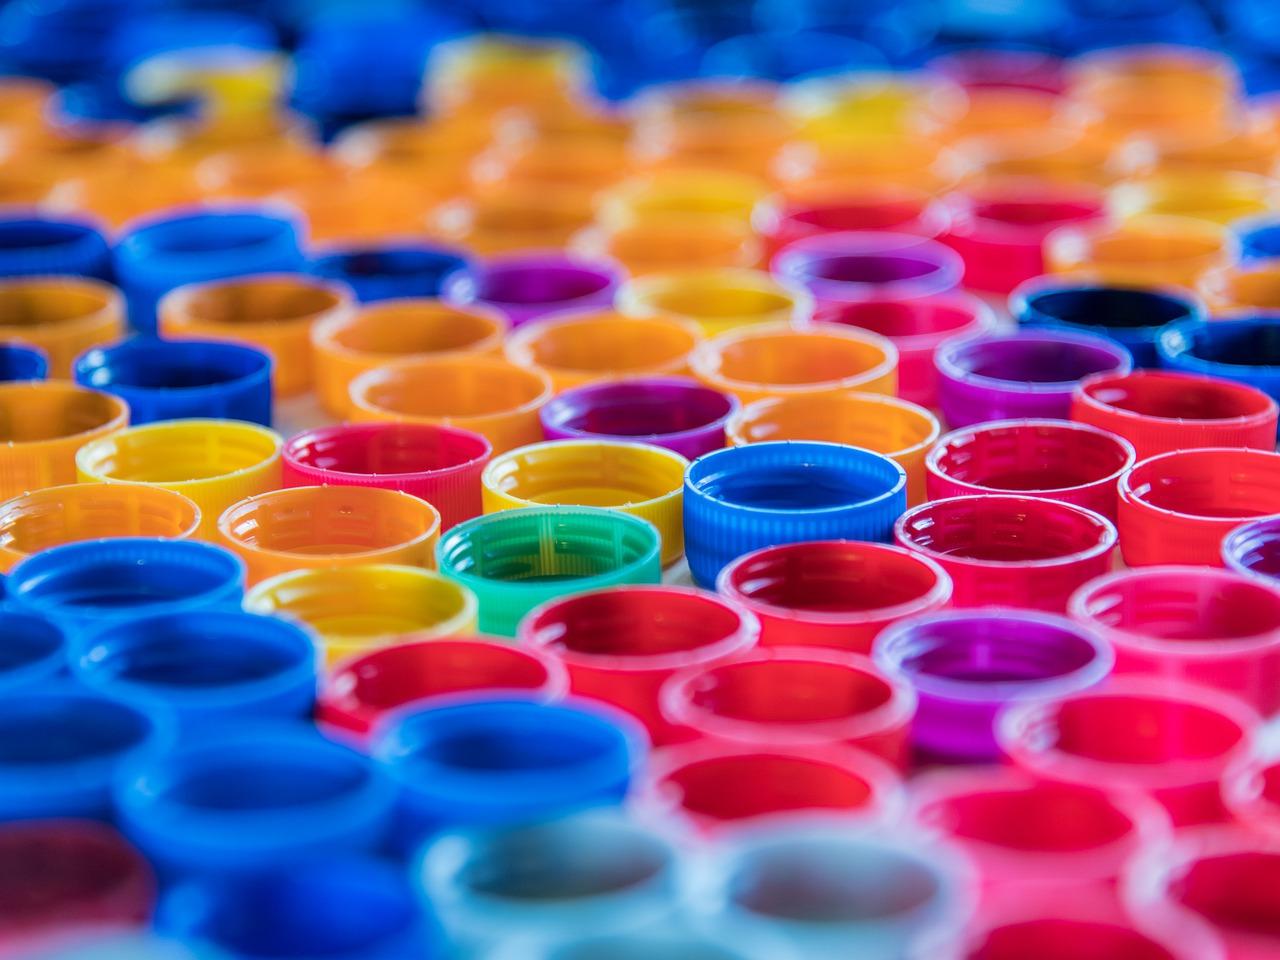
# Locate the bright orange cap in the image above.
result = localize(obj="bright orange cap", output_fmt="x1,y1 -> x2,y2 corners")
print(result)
349,354 -> 552,454
1046,214 -> 1235,289
427,184 -> 598,255
0,277 -> 124,377
1199,262 -> 1280,315
570,213 -> 762,276
1108,170 -> 1279,226
312,299 -> 509,418
160,274 -> 355,397
616,267 -> 812,337
0,382 -> 129,500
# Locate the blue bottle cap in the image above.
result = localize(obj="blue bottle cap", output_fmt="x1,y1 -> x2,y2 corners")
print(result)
74,337 -> 273,426
1233,214 -> 1280,262
0,606 -> 65,692
71,609 -> 316,729
372,697 -> 643,849
1011,276 -> 1203,368
683,441 -> 908,588
419,810 -> 678,952
0,682 -> 174,820
0,215 -> 111,280
6,538 -> 246,636
0,342 -> 48,381
307,243 -> 471,302
1158,316 -> 1280,400
157,858 -> 439,960
701,30 -> 885,80
115,723 -> 397,877
113,208 -> 305,335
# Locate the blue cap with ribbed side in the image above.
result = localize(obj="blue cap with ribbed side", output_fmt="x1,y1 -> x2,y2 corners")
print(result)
74,337 -> 273,425
1158,316 -> 1280,401
683,441 -> 908,588
112,207 -> 305,335
0,215 -> 111,280
0,606 -> 66,692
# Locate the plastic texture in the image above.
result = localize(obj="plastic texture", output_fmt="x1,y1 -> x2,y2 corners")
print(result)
0,277 -> 124,378
74,337 -> 274,426
0,381 -> 128,501
0,215 -> 110,280
936,330 -> 1134,429
75,419 -> 283,537
348,354 -> 552,455
873,608 -> 1113,763
684,441 -> 907,588
282,422 -> 492,531
727,393 -> 940,505
810,292 -> 996,407
308,242 -> 471,302
435,506 -> 663,637
0,608 -> 66,693
6,537 -> 245,636
243,564 -> 478,667
717,540 -> 951,653
1071,369 -> 1279,460
442,252 -> 622,329
539,377 -> 737,460
1117,447 -> 1280,566
1158,317 -> 1280,402
926,419 -> 1135,520
0,343 -> 46,381
317,638 -> 568,743
482,440 -> 688,566
217,484 -> 441,586
1045,214 -> 1233,289
690,321 -> 898,405
518,585 -> 759,745
615,267 -> 812,337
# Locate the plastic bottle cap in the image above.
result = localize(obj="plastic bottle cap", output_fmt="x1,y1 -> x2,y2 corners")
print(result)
910,767 -> 1167,899
437,506 -> 662,637
348,354 -> 551,455
1069,565 -> 1280,716
0,608 -> 65,693
0,277 -> 123,378
0,381 -> 128,501
0,482 -> 200,573
373,697 -> 643,847
638,740 -> 902,834
1071,369 -> 1278,460
570,213 -> 761,277
311,299 -> 509,419
441,252 -> 623,329
660,647 -> 915,768
75,419 -> 283,537
771,231 -> 966,307
754,183 -> 946,258
0,215 -> 111,280
873,607 -> 1113,763
1109,170 -> 1276,226
482,439 -> 688,566
317,638 -> 568,742
1117,447 -> 1280,566
156,859 -> 434,960
998,677 -> 1258,826
74,338 -> 274,427
427,185 -> 598,257
243,564 -> 477,667
0,343 -> 47,381
1044,214 -> 1233,289
1234,213 -> 1280,262
896,494 -> 1118,612
1012,277 -> 1204,369
598,169 -> 768,227
936,330 -> 1134,428
1158,317 -> 1280,401
959,905 -> 1221,960
690,321 -> 898,405
158,274 -> 354,397
307,243 -> 471,302
419,812 -> 676,953
717,540 -> 952,652
504,309 -> 701,391
539,377 -> 738,460
518,585 -> 758,744
0,684 -> 173,820
0,821 -> 155,940
727,393 -> 940,505
1223,515 -> 1280,587
282,422 -> 492,531
615,267 -> 812,337
683,441 -> 907,588
936,179 -> 1107,294
218,485 -> 440,586
1221,742 -> 1280,837
926,419 -> 1135,520
810,291 -> 997,407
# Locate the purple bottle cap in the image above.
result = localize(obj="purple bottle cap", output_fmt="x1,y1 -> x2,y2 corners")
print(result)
441,251 -> 624,328
770,231 -> 965,306
872,608 -> 1113,763
540,376 -> 739,460
936,329 -> 1133,428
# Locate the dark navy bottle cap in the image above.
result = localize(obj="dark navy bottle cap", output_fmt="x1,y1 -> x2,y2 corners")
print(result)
0,343 -> 48,381
308,243 -> 471,302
